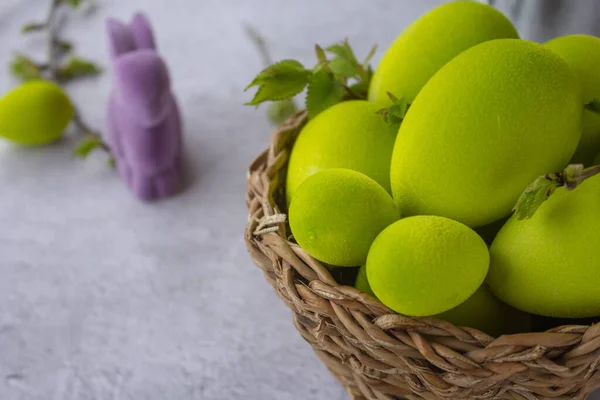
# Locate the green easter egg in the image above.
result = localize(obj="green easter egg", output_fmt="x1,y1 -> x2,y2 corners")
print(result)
354,265 -> 375,297
546,35 -> 600,166
390,39 -> 582,228
366,215 -> 489,316
368,1 -> 518,106
286,101 -> 397,204
0,80 -> 73,145
489,173 -> 600,318
289,169 -> 399,267
437,284 -> 531,337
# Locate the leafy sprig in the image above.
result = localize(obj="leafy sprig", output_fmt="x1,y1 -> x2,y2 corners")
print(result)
376,92 -> 410,130
245,38 -> 377,119
513,98 -> 600,220
514,164 -> 600,220
11,0 -> 110,163
305,68 -> 345,119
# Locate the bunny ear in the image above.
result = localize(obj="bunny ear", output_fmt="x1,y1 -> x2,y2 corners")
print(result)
130,13 -> 157,51
106,18 -> 135,59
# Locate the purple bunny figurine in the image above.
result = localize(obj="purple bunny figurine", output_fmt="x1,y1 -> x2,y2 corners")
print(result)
106,13 -> 183,201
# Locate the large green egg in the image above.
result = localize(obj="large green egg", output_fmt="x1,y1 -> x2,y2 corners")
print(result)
390,39 -> 582,228
546,35 -> 600,166
286,100 -> 397,204
488,173 -> 600,318
289,169 -> 399,267
368,1 -> 518,106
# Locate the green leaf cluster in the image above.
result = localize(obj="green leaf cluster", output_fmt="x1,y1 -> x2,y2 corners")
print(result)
245,39 -> 377,119
7,0 -> 111,164
376,92 -> 410,130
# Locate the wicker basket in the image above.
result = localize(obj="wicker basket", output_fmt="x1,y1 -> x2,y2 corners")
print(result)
244,110 -> 600,400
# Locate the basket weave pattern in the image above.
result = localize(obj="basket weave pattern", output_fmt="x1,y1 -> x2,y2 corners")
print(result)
244,111 -> 600,400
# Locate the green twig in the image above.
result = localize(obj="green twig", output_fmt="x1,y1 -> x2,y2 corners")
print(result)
72,106 -> 110,152
20,0 -> 111,159
46,0 -> 62,79
513,164 -> 600,220
244,24 -> 273,67
244,37 -> 377,120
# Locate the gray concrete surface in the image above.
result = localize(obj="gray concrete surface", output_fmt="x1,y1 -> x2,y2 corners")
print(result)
0,1 -> 599,399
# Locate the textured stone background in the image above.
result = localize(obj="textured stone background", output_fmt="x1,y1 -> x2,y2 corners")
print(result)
0,1 -> 599,399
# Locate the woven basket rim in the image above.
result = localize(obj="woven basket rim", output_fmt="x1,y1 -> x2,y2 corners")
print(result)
244,109 -> 600,400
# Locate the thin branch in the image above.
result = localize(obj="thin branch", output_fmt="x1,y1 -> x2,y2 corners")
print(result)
72,106 -> 110,152
564,165 -> 600,191
244,24 -> 272,67
579,165 -> 600,181
40,0 -> 111,155
245,24 -> 299,124
46,0 -> 62,79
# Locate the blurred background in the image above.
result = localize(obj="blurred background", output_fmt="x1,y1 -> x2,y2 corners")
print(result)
0,0 -> 599,399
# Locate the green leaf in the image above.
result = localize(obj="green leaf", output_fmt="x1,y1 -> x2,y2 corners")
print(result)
305,69 -> 345,119
328,57 -> 358,79
66,0 -> 83,8
349,81 -> 369,98
10,54 -> 43,81
375,108 -> 391,125
108,156 -> 116,168
245,59 -> 309,91
267,99 -> 298,124
376,93 -> 410,128
246,77 -> 308,105
376,108 -> 401,129
513,175 -> 560,220
354,60 -> 374,90
56,40 -> 73,54
585,98 -> 600,115
56,57 -> 102,82
312,60 -> 328,75
245,60 -> 311,105
347,64 -> 373,99
389,93 -> 409,118
21,22 -> 45,33
73,136 -> 103,159
386,91 -> 400,104
388,101 -> 409,120
365,64 -> 374,83
326,42 -> 357,65
363,44 -> 377,66
315,45 -> 327,64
